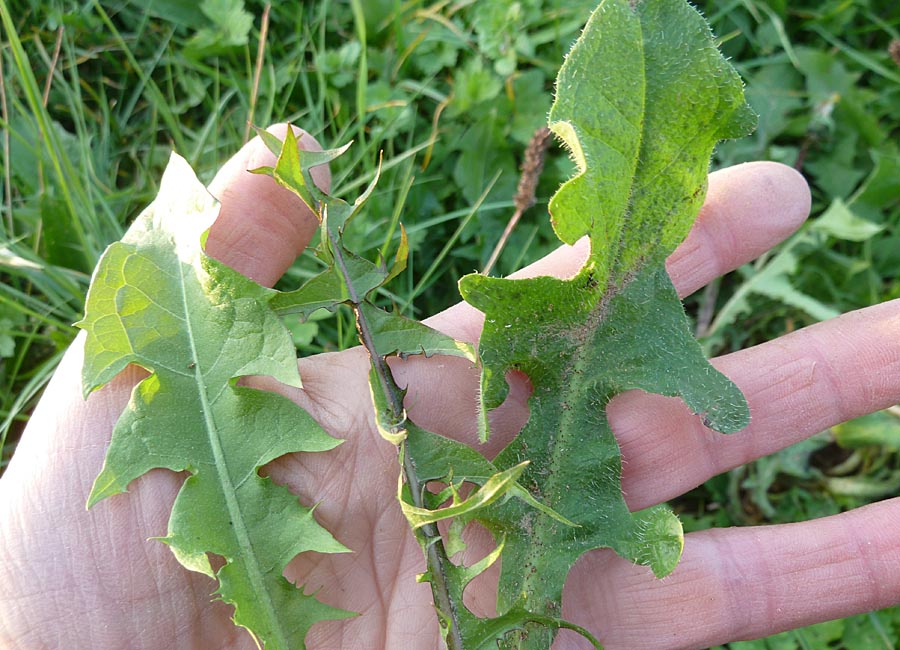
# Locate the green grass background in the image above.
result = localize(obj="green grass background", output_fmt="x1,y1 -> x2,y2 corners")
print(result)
1,0 -> 899,646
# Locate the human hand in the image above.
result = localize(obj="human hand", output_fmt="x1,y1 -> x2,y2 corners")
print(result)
2,125 -> 899,650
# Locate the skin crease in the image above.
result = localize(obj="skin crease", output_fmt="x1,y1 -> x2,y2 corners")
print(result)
2,124 -> 900,649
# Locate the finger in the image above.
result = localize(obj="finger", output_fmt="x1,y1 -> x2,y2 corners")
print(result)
397,161 -> 811,451
561,497 -> 900,649
421,161 -> 809,344
664,160 -> 810,298
206,123 -> 329,288
611,297 -> 900,510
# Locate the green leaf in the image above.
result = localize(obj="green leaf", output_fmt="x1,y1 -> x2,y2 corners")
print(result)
360,302 -> 476,362
813,198 -> 884,242
185,0 -> 254,55
251,126 -> 352,210
0,317 -> 16,358
400,460 -> 529,529
78,153 -> 353,649
382,224 -> 409,286
270,253 -> 386,319
544,0 -> 756,279
456,0 -> 754,644
834,410 -> 900,451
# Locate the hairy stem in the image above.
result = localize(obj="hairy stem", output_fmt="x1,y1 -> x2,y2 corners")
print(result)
328,228 -> 464,650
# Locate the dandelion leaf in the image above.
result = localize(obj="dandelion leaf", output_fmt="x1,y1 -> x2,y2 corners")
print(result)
78,153 -> 353,649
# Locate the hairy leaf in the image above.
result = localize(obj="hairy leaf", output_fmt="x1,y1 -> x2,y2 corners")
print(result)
78,153 -> 353,649
456,0 -> 755,644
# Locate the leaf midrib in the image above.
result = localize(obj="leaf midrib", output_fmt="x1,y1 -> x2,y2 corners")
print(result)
592,6 -> 647,282
506,346 -> 613,613
177,259 -> 288,648
508,6 -> 650,613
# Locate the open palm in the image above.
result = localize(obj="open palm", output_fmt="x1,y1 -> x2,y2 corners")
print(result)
2,127 -> 899,650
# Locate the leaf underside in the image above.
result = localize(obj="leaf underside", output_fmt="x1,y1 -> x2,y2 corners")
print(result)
78,154 -> 353,650
451,0 -> 756,646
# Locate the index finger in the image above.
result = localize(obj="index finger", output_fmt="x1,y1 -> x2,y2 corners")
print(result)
422,160 -> 810,343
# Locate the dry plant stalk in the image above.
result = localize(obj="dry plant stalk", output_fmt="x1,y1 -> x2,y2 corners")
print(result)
482,126 -> 552,275
890,40 -> 900,68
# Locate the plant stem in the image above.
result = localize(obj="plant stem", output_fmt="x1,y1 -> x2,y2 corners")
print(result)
327,227 -> 465,650
400,443 -> 465,650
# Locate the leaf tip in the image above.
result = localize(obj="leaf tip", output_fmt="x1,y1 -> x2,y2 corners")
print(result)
85,473 -> 126,510
631,506 -> 684,579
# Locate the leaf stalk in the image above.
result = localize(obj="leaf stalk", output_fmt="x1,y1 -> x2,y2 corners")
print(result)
326,226 -> 465,650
